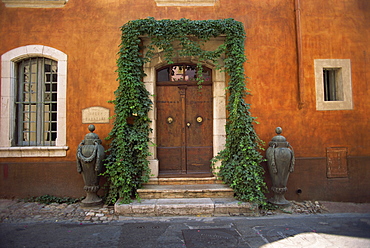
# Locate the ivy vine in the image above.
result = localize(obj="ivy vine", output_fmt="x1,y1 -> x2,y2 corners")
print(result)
103,17 -> 267,205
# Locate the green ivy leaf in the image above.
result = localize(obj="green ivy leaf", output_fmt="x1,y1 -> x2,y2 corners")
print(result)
103,17 -> 267,206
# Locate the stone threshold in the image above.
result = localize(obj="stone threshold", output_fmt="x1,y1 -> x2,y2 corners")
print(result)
146,177 -> 223,185
114,198 -> 259,217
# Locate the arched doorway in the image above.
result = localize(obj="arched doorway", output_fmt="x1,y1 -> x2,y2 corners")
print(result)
156,64 -> 213,177
141,36 -> 227,180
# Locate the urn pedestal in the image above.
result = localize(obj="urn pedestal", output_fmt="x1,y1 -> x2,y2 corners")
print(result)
77,125 -> 105,207
266,127 -> 295,206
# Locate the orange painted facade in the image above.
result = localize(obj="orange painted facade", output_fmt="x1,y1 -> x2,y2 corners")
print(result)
0,0 -> 369,202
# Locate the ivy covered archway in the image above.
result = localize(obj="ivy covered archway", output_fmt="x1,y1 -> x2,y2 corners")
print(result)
103,18 -> 267,205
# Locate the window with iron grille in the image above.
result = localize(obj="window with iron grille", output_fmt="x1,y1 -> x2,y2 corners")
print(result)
1,45 -> 68,157
16,57 -> 58,146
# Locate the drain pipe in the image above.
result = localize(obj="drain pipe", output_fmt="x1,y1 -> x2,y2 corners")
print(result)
295,0 -> 304,109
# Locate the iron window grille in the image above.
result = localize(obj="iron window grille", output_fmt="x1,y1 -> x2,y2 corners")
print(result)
16,57 -> 58,146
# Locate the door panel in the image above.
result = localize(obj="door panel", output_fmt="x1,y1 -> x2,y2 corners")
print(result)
185,86 -> 213,174
157,84 -> 213,176
157,86 -> 183,174
186,147 -> 213,174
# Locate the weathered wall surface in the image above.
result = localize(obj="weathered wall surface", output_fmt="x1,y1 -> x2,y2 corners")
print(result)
253,0 -> 370,202
0,0 -> 369,201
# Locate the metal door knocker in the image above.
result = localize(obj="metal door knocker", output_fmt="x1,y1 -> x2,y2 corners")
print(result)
167,117 -> 174,124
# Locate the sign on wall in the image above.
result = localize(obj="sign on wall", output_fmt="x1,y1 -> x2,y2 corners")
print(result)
82,106 -> 110,124
326,147 -> 348,178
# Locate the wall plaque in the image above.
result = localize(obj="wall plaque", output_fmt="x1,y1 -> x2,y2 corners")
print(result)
82,107 -> 110,124
326,147 -> 348,178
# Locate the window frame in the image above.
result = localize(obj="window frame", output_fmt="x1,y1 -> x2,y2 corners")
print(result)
156,64 -> 213,85
314,59 -> 353,111
0,45 -> 68,157
1,0 -> 68,8
16,57 -> 58,146
323,68 -> 343,101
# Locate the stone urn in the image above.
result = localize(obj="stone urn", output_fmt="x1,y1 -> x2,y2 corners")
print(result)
266,127 -> 295,206
77,125 -> 105,207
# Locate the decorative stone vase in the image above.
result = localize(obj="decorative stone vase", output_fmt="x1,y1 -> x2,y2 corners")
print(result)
77,125 -> 105,207
266,127 -> 295,206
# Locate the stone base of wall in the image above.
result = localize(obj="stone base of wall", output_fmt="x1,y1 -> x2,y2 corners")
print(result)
0,161 -> 106,199
263,156 -> 370,203
1,156 -> 369,202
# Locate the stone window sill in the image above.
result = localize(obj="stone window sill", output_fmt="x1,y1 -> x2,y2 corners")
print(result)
0,146 -> 69,157
155,0 -> 217,6
1,0 -> 68,8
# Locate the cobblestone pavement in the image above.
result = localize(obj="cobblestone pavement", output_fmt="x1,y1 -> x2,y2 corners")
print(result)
0,199 -> 118,224
1,199 -> 369,224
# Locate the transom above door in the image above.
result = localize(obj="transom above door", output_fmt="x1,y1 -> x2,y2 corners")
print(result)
156,64 -> 213,177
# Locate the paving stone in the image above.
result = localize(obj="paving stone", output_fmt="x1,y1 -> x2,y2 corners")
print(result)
1,197 -> 368,223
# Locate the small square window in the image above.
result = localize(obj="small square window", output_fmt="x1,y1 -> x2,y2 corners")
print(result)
315,59 -> 353,110
323,68 -> 343,101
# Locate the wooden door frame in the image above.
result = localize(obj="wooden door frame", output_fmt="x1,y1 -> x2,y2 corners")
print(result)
141,37 -> 227,179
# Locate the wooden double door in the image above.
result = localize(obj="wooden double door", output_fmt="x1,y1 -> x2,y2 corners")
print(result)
157,84 -> 213,177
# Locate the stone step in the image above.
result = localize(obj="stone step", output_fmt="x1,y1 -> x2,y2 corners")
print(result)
137,183 -> 234,199
146,177 -> 223,185
114,198 -> 259,217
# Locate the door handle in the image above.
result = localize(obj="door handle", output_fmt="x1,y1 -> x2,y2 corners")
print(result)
186,122 -> 191,127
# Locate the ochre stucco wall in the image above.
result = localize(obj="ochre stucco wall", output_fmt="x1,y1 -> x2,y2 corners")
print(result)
1,0 -> 369,201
